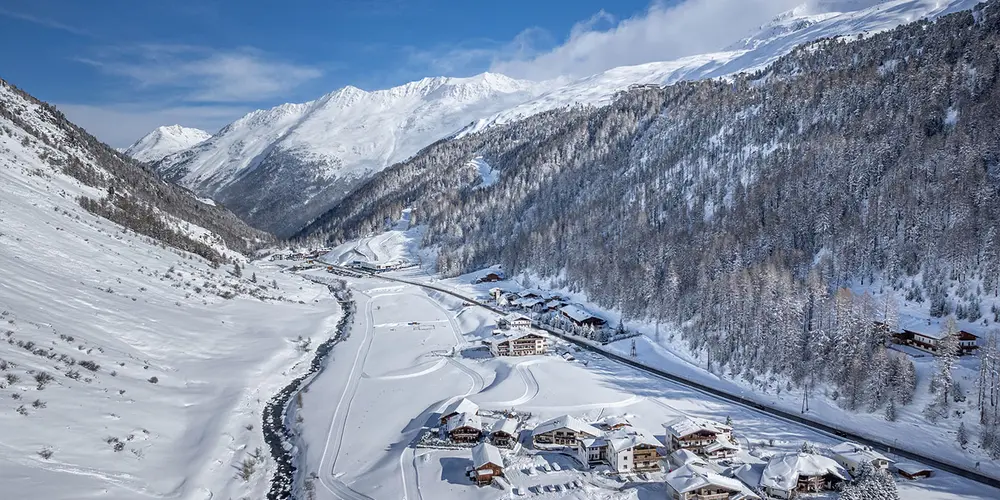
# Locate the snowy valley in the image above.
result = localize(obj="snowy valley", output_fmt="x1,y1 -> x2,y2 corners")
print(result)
4,0 -> 1000,499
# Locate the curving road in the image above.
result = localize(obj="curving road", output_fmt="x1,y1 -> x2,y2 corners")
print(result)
338,264 -> 1000,491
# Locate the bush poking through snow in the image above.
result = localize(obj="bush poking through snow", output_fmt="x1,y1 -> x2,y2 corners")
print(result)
78,360 -> 99,372
147,376 -> 159,384
34,371 -> 53,389
37,447 -> 53,459
236,456 -> 257,482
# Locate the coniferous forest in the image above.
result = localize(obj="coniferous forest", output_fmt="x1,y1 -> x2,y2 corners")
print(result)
300,3 -> 1000,448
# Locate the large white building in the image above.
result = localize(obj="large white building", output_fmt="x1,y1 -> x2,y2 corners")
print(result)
489,329 -> 547,357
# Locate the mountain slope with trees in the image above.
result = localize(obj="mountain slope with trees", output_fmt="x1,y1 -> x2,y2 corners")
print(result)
300,0 -> 1000,453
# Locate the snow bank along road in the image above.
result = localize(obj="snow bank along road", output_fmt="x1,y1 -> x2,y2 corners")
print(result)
351,266 -> 1000,490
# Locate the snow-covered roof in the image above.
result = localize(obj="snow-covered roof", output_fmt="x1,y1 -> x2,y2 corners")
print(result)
447,412 -> 482,432
532,415 -> 600,438
663,417 -> 732,438
602,415 -> 631,428
830,442 -> 892,465
489,329 -> 545,345
441,398 -> 479,418
761,453 -> 849,492
492,418 -> 518,436
512,297 -> 544,308
665,464 -> 758,498
704,436 -> 740,453
504,312 -> 531,322
670,448 -> 708,467
734,463 -> 766,490
559,304 -> 601,323
894,462 -> 933,475
581,436 -> 607,448
472,442 -> 503,468
607,427 -> 661,449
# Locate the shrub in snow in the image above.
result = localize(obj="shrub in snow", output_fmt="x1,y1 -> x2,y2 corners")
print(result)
37,447 -> 53,459
148,376 -> 159,384
34,371 -> 54,388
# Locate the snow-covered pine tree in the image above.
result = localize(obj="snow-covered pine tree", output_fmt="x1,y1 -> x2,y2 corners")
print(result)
840,461 -> 901,500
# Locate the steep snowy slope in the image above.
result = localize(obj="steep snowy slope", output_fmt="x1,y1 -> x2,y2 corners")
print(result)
154,73 -> 548,236
464,0 -> 984,133
124,125 -> 211,163
154,0 -> 980,239
0,78 -> 340,499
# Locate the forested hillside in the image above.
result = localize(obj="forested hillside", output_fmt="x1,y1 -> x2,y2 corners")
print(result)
298,1 -> 1000,444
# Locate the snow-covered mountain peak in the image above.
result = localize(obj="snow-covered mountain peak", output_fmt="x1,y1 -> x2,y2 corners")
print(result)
123,124 -> 211,163
153,71 -> 547,236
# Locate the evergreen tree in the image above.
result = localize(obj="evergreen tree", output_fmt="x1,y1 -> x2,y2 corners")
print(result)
841,461 -> 901,500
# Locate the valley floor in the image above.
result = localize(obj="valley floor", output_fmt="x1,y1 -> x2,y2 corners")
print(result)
293,252 -> 1000,500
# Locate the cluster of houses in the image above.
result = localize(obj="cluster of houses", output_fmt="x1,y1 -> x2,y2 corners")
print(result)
662,417 -> 909,500
489,287 -> 607,329
346,259 -> 408,273
447,402 -> 931,495
268,248 -> 329,262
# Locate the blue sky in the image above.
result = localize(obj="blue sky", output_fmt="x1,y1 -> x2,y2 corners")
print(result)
0,0 -> 795,147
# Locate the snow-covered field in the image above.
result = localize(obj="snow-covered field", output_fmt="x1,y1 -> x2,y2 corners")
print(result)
303,228 -> 1000,499
0,95 -> 342,499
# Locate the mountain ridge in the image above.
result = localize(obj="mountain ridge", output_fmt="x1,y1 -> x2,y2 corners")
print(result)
144,0 -> 982,238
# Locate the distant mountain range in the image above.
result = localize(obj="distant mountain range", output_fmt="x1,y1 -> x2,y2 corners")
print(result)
137,0 -> 982,237
124,124 -> 211,163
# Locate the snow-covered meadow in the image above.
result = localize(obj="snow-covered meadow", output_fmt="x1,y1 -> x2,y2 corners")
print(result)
0,103 -> 342,499
298,227 -> 1000,499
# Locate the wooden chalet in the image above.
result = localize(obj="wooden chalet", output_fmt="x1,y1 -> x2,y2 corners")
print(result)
759,453 -> 850,499
559,304 -> 607,328
666,464 -> 759,500
440,398 -> 479,426
532,415 -> 601,446
490,418 -> 519,448
663,417 -> 737,458
894,462 -> 933,480
447,412 -> 483,443
892,325 -> 979,356
476,271 -> 505,284
468,442 -> 504,486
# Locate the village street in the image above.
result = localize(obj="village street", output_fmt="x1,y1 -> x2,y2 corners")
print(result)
292,268 -> 1000,500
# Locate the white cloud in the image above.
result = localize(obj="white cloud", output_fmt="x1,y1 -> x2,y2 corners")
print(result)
490,0 -> 800,81
56,103 -> 251,148
0,7 -> 91,36
77,45 -> 322,103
